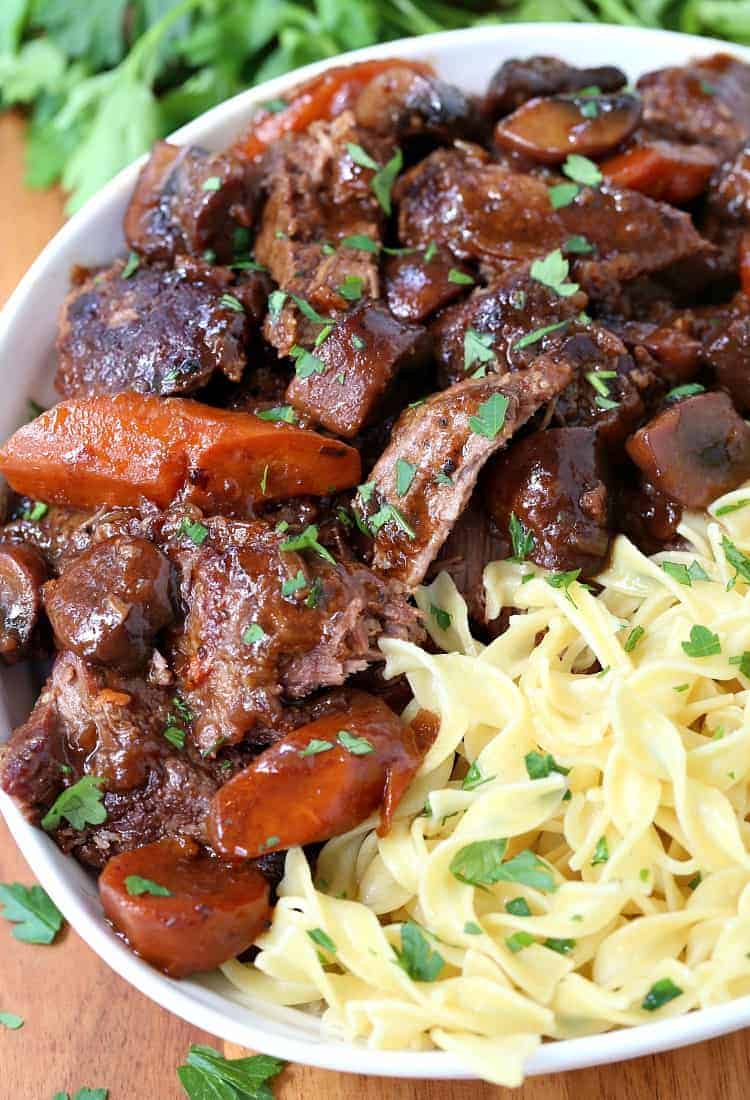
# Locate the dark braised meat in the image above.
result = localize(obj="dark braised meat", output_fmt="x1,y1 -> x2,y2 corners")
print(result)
43,536 -> 174,670
355,358 -> 573,586
354,66 -> 473,143
169,516 -> 423,754
385,245 -> 471,322
56,256 -> 259,398
486,56 -> 626,117
617,477 -> 683,556
637,53 -> 750,157
626,391 -> 750,508
124,141 -> 258,264
285,301 -> 428,438
483,426 -> 611,577
429,491 -> 507,629
0,542 -> 48,664
694,294 -> 750,411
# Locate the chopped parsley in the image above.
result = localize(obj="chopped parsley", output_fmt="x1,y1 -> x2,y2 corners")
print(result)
469,392 -> 509,439
23,501 -> 48,522
666,382 -> 705,400
563,153 -> 602,187
546,568 -> 582,606
0,883 -> 64,944
242,623 -> 267,645
660,559 -> 709,586
395,920 -> 444,982
450,841 -> 556,891
256,405 -> 296,423
305,576 -> 324,609
722,535 -> 750,584
423,241 -> 438,262
429,603 -> 452,631
544,937 -> 576,955
0,1012 -> 23,1030
180,518 -> 209,546
307,927 -> 336,953
530,249 -> 579,297
464,921 -> 482,935
548,182 -> 580,208
681,624 -> 721,658
351,334 -> 365,350
729,651 -> 750,677
219,293 -> 244,313
41,776 -> 106,832
345,141 -> 379,170
715,498 -> 750,516
202,175 -> 222,191
508,511 -> 534,562
164,725 -> 186,750
267,289 -> 287,321
125,875 -> 172,897
591,836 -> 609,865
586,369 -> 617,402
463,328 -> 496,372
642,978 -> 683,1012
506,896 -> 532,917
513,318 -> 569,350
506,931 -> 535,953
337,730 -> 374,755
337,274 -> 364,301
358,481 -> 376,503
688,872 -> 703,890
121,251 -> 139,279
563,234 -> 594,254
369,503 -> 416,539
290,344 -> 326,379
279,524 -> 335,564
281,570 -> 307,597
299,739 -> 334,758
177,1044 -> 284,1100
461,761 -> 495,791
448,268 -> 474,285
624,625 -> 645,653
395,458 -> 416,497
340,233 -> 379,252
372,148 -> 403,215
525,751 -> 569,780
314,323 -> 333,347
260,464 -> 269,494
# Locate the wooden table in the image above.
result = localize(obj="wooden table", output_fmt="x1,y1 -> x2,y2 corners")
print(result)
1,110 -> 748,1099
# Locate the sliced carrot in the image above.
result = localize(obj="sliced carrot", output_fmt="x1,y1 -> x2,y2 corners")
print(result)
601,141 -> 718,205
0,392 -> 361,511
232,57 -> 432,161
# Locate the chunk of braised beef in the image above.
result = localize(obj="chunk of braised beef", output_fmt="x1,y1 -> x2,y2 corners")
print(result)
0,542 -> 48,664
494,93 -> 641,165
617,476 -> 683,556
485,56 -> 625,117
483,426 -> 611,577
695,294 -> 750,411
124,141 -> 258,264
354,66 -> 473,143
385,246 -> 472,323
637,53 -> 750,157
354,359 -> 573,586
626,391 -> 750,509
428,490 -> 507,630
169,516 -> 423,755
43,536 -> 174,671
56,257 -> 252,398
608,316 -> 702,386
285,301 -> 428,438
700,146 -> 750,287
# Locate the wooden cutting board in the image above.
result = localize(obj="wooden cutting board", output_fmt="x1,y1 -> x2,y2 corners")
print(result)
1,110 -> 747,1099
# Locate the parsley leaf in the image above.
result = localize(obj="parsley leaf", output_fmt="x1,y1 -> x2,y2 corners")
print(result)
681,624 -> 721,658
395,458 -> 416,497
279,524 -> 335,564
290,344 -> 326,379
563,153 -> 602,187
337,274 -> 364,301
372,148 -> 403,215
340,233 -> 379,252
180,519 -> 209,547
267,289 -> 287,321
369,503 -> 416,539
464,921 -> 482,935
346,141 -> 379,170
463,328 -> 496,372
449,840 -> 556,891
624,625 -> 645,653
256,405 -> 296,424
548,182 -> 580,208
563,234 -> 593,254
524,751 -> 569,780
121,250 -> 139,279
242,623 -> 267,645
722,535 -> 750,584
0,1012 -> 23,1030
298,739 -> 334,758
715,498 -> 750,516
125,876 -> 172,897
307,927 -> 336,953
506,931 -> 535,952
0,882 -> 64,944
530,249 -> 579,297
429,603 -> 452,631
544,937 -> 576,955
219,293 -> 244,313
41,775 -> 106,831
394,921 -> 444,982
508,511 -> 534,562
461,761 -> 495,791
666,382 -> 705,400
660,559 -> 709,586
729,651 -> 750,677
177,1044 -> 284,1100
591,836 -> 609,865
642,978 -> 683,1012
469,392 -> 510,439
337,730 -> 374,755
448,268 -> 474,285
546,568 -> 582,606
513,318 -> 569,350
506,896 -> 532,917
281,570 -> 307,597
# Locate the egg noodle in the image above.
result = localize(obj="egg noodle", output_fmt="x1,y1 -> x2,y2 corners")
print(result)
222,486 -> 750,1086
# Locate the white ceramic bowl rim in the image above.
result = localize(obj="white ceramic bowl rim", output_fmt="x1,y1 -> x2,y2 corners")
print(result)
2,21 -> 750,1081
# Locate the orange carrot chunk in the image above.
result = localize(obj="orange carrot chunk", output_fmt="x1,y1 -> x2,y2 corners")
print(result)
0,392 -> 361,511
601,141 -> 718,205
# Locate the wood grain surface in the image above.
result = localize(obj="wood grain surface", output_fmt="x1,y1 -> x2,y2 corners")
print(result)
0,109 -> 748,1098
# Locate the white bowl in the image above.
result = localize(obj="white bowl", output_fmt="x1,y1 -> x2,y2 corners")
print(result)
2,20 -> 750,1082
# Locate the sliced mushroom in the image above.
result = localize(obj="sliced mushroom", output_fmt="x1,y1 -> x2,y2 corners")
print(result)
494,93 -> 641,164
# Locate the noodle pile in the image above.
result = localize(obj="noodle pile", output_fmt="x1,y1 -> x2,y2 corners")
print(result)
223,485 -> 750,1086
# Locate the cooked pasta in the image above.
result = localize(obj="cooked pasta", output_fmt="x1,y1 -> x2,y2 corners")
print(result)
223,487 -> 750,1087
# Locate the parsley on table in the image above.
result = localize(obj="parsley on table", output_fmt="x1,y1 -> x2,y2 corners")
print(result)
591,836 -> 609,865
180,518 -> 209,546
641,978 -> 683,1012
280,524 -> 335,564
563,153 -> 602,187
372,148 -> 403,215
448,268 -> 474,285
524,751 -> 569,780
530,249 -> 579,297
298,739 -> 334,758
395,921 -> 444,982
177,1044 -> 284,1100
0,1012 -> 23,1030
429,603 -> 452,631
506,930 -> 535,953
256,405 -> 296,424
242,623 -> 267,645
395,458 -> 416,497
290,345 -> 326,379
125,875 -> 172,897
506,896 -> 532,917
681,624 -> 721,658
469,392 -> 510,439
449,840 -> 556,891
337,730 -> 374,755
508,511 -> 534,562
41,775 -> 106,831
53,1090 -> 108,1100
513,318 -> 570,351
463,328 -> 496,372
0,882 -> 64,944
